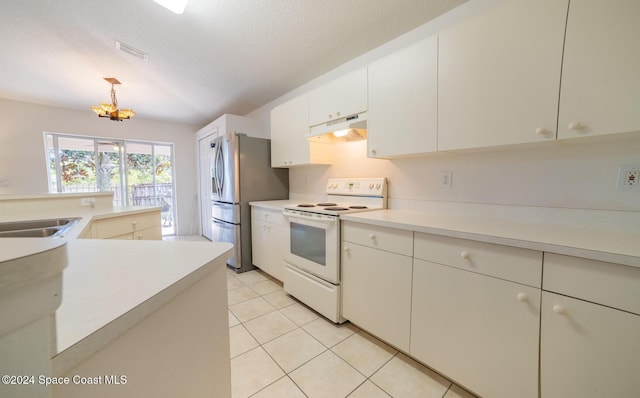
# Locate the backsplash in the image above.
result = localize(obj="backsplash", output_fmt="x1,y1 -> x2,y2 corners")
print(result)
289,134 -> 640,232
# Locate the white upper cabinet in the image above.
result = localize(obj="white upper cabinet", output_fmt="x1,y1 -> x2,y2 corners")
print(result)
308,68 -> 367,127
438,0 -> 568,151
271,94 -> 332,167
558,0 -> 640,140
367,35 -> 438,158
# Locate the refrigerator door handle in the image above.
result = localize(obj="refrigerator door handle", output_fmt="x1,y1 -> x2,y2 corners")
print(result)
216,140 -> 225,196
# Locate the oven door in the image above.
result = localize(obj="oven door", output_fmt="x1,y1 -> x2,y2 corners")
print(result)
283,210 -> 340,284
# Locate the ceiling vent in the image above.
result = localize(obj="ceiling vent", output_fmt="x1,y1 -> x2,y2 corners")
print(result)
115,40 -> 149,62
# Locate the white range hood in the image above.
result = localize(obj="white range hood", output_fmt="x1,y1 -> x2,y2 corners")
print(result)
306,112 -> 367,143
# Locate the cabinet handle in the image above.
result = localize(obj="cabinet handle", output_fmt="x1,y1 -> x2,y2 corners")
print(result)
370,149 -> 377,156
344,246 -> 350,253
552,305 -> 566,315
328,113 -> 332,119
369,233 -> 376,240
460,251 -> 470,260
517,293 -> 528,302
264,213 -> 269,220
336,111 -> 341,117
568,121 -> 582,131
535,127 -> 548,135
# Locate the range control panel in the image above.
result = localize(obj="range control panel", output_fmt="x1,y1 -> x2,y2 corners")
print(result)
325,178 -> 387,197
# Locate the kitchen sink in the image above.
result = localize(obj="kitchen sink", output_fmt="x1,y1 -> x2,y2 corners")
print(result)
0,217 -> 81,238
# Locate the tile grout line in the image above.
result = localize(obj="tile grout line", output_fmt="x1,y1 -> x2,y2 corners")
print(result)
230,270 -> 399,398
228,269 -> 473,398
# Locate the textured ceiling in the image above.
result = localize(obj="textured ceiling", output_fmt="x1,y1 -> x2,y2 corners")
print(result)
0,0 -> 467,127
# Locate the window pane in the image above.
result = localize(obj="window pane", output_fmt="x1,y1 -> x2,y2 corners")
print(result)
45,134 -> 176,236
154,144 -> 175,235
57,137 -> 98,193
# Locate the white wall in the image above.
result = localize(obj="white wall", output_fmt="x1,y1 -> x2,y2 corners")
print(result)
285,136 -> 640,212
0,98 -> 199,235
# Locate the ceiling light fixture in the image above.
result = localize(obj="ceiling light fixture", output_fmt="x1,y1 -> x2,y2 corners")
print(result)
91,78 -> 136,121
153,0 -> 189,14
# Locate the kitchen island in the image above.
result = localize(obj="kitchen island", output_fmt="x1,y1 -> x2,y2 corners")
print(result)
0,193 -> 234,398
51,239 -> 233,398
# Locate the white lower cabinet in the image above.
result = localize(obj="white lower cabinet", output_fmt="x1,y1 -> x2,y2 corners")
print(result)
540,292 -> 640,398
339,221 -> 637,398
411,259 -> 540,398
251,207 -> 284,280
410,232 -> 541,398
540,253 -> 640,397
87,210 -> 162,240
341,222 -> 413,351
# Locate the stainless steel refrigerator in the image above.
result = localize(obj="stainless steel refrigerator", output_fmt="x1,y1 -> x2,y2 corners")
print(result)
210,132 -> 289,273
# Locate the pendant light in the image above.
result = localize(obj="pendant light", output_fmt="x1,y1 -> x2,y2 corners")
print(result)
91,77 -> 136,121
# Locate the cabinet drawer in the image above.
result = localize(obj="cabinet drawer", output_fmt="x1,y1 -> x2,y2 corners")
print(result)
342,222 -> 413,256
94,211 -> 161,239
251,207 -> 283,226
414,233 -> 542,287
543,253 -> 640,315
133,226 -> 162,241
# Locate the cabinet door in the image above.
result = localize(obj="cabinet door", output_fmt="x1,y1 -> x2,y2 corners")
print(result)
341,242 -> 412,351
558,0 -> 640,139
308,68 -> 367,127
411,259 -> 540,398
541,292 -> 640,398
270,94 -> 331,167
251,212 -> 284,281
271,95 -> 307,167
438,0 -> 567,150
367,36 -> 437,158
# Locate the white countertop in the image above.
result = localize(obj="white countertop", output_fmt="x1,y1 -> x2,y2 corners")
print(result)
341,209 -> 640,268
249,199 -> 295,211
52,239 -> 232,376
0,202 -> 233,376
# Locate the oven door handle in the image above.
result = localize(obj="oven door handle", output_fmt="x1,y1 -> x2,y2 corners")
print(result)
283,212 -> 338,224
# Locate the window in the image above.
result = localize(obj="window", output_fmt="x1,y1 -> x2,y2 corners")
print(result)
44,133 -> 176,235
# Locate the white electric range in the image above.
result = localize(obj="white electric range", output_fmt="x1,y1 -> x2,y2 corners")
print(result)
282,177 -> 387,323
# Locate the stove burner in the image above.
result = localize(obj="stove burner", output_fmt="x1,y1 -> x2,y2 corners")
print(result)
324,207 -> 349,211
297,204 -> 316,207
349,205 -> 368,209
316,202 -> 337,206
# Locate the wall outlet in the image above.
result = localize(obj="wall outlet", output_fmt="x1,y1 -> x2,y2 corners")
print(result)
441,171 -> 453,189
617,165 -> 640,191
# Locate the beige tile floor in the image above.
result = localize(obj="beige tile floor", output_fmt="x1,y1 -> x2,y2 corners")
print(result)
227,268 -> 478,398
